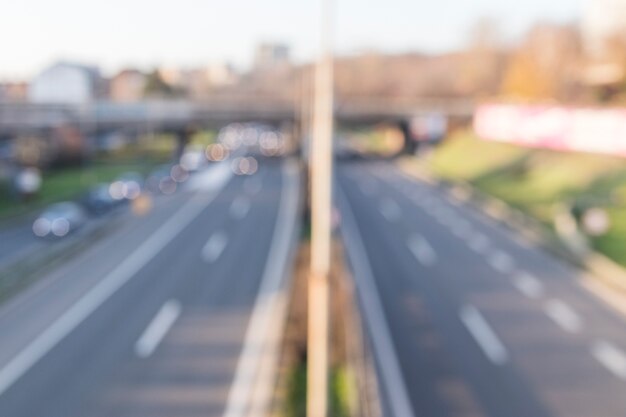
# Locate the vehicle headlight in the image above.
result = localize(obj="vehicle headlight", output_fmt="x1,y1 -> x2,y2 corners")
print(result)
33,218 -> 51,237
51,218 -> 70,237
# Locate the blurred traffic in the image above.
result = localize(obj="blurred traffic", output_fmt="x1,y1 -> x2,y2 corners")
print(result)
5,1 -> 626,417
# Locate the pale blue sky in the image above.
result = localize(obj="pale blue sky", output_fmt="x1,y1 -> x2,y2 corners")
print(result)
0,0 -> 581,79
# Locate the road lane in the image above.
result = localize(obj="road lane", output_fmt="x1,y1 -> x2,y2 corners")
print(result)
338,160 -> 626,417
0,222 -> 43,268
0,158 -> 299,417
374,162 -> 626,351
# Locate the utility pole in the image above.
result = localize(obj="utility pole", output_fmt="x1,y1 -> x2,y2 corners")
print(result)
307,0 -> 334,415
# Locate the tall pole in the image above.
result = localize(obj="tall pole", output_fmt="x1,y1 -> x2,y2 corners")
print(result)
307,0 -> 334,415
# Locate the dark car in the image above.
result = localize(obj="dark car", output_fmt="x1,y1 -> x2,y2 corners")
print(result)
81,183 -> 119,215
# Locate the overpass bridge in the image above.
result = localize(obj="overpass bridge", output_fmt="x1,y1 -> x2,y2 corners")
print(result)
0,97 -> 474,155
0,97 -> 474,134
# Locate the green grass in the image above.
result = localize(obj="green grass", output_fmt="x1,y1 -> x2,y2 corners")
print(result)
285,363 -> 307,417
0,156 -> 166,221
0,130 -> 192,222
330,366 -> 356,417
338,127 -> 404,156
419,130 -> 626,265
283,364 -> 356,417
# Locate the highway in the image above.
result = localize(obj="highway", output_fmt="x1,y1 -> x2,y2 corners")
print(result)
0,220 -> 44,268
0,157 -> 300,417
337,160 -> 626,417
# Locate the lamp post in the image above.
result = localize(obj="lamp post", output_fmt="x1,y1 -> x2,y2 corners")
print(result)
307,0 -> 334,415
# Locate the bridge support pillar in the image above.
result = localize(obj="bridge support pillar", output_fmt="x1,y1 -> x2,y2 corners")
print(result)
174,129 -> 192,162
398,120 -> 418,155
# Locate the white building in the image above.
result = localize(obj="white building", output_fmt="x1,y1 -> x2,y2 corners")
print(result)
29,62 -> 102,104
582,0 -> 626,57
254,43 -> 290,69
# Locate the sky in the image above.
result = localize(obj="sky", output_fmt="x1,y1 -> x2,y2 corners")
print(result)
0,0 -> 582,80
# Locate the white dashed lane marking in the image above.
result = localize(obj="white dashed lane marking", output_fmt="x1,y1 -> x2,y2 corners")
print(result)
379,198 -> 401,222
407,234 -> 437,266
488,250 -> 515,274
544,299 -> 582,333
460,305 -> 509,365
135,300 -> 181,358
512,272 -> 544,299
230,196 -> 251,220
592,340 -> 626,380
202,232 -> 229,263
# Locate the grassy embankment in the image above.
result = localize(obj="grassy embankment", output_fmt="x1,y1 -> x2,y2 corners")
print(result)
410,130 -> 626,266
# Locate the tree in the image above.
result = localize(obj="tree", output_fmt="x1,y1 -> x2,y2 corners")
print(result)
501,23 -> 582,100
143,69 -> 176,98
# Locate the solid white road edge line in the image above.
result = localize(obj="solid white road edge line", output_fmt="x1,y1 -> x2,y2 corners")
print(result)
338,186 -> 416,417
222,159 -> 300,417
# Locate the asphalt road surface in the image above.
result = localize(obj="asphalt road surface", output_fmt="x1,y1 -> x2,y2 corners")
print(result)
0,157 -> 300,417
0,219 -> 44,268
338,159 -> 626,417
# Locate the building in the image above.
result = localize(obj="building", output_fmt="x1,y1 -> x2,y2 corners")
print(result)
580,0 -> 626,85
158,67 -> 183,88
0,82 -> 28,102
155,64 -> 238,99
110,69 -> 146,102
29,61 -> 104,104
205,63 -> 237,86
582,0 -> 626,57
254,43 -> 290,69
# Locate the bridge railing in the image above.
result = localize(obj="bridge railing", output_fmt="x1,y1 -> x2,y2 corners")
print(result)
0,97 -> 475,133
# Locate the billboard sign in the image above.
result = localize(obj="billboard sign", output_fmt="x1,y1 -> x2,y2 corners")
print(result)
474,103 -> 626,157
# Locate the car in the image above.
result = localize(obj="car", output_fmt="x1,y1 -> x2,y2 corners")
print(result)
145,165 -> 177,194
180,147 -> 206,172
109,172 -> 144,201
81,183 -> 119,215
32,202 -> 87,238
